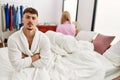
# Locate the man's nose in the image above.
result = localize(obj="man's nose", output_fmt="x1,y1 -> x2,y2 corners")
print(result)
28,17 -> 33,21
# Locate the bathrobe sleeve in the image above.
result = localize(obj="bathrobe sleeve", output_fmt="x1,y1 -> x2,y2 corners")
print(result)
8,37 -> 32,71
32,34 -> 52,69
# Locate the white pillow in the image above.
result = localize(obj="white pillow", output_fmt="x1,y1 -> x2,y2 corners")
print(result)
103,40 -> 120,66
78,40 -> 94,51
75,30 -> 96,42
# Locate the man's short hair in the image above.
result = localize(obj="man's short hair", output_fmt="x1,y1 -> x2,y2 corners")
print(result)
23,7 -> 38,17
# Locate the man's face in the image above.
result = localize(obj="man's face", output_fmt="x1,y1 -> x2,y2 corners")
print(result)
22,13 -> 38,30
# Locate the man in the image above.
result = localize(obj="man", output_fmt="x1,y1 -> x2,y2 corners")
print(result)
8,7 -> 51,80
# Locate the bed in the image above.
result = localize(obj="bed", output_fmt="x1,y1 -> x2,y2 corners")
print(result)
0,30 -> 120,80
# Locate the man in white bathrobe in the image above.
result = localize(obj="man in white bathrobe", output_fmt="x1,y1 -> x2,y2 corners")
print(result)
8,7 -> 51,80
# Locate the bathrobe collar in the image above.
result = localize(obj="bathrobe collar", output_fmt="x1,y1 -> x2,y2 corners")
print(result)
20,26 -> 40,55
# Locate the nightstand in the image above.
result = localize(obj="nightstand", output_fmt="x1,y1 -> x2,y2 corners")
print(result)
37,25 -> 57,33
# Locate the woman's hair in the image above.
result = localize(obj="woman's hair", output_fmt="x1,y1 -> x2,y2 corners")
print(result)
23,7 -> 38,17
61,11 -> 71,24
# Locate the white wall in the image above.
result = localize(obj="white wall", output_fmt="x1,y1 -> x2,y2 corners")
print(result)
56,0 -> 63,24
31,0 -> 62,24
77,0 -> 94,31
95,0 -> 120,34
94,0 -> 120,44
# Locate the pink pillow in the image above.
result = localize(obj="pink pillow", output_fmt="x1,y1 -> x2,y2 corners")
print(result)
93,33 -> 115,54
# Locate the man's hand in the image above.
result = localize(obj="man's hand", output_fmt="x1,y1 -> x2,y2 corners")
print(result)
22,53 -> 28,58
31,53 -> 40,62
22,53 -> 40,62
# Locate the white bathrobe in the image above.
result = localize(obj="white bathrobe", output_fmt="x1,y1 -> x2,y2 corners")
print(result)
8,27 -> 51,80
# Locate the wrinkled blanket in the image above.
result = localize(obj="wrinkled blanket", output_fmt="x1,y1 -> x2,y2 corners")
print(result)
45,31 -> 105,80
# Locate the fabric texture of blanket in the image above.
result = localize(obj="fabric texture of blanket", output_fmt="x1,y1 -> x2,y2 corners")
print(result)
45,31 -> 106,80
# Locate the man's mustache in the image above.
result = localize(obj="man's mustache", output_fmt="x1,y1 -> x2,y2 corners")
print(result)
27,22 -> 33,25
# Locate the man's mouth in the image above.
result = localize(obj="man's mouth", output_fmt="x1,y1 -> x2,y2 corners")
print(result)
27,28 -> 33,30
27,22 -> 33,26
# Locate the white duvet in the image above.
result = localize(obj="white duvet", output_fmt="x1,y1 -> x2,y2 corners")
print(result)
45,31 -> 105,80
0,31 -> 107,80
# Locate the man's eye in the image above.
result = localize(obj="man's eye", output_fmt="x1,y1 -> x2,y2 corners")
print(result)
26,16 -> 30,19
32,17 -> 36,20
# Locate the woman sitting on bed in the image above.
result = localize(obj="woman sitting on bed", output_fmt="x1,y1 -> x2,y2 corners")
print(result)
56,11 -> 76,37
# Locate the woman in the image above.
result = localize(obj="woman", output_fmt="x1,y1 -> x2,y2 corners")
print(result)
56,11 -> 76,37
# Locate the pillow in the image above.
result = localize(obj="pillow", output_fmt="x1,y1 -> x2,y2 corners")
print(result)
75,31 -> 96,42
103,40 -> 120,66
93,33 -> 115,54
78,40 -> 94,51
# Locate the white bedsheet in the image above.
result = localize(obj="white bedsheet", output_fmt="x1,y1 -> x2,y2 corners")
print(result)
0,31 -> 120,80
0,47 -> 14,80
94,51 -> 120,80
